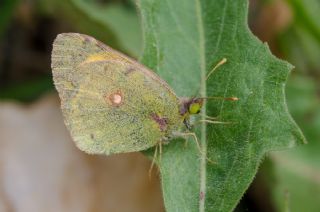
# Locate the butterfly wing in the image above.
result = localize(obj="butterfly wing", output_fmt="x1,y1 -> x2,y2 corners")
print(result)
52,33 -> 182,155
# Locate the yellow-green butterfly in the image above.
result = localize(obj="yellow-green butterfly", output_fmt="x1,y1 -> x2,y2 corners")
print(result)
52,33 -> 232,156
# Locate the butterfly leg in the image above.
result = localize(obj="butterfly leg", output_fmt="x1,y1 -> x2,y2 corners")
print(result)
197,120 -> 233,125
184,138 -> 188,148
182,132 -> 201,153
148,140 -> 164,178
148,143 -> 158,178
174,132 -> 215,164
159,140 -> 163,164
204,115 -> 218,120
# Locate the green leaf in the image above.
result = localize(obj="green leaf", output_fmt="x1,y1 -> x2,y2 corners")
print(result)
137,0 -> 306,211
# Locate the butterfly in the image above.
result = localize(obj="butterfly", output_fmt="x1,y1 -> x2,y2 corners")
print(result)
51,33 -> 234,156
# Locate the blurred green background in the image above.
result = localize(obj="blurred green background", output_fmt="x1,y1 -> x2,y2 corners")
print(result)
0,0 -> 319,211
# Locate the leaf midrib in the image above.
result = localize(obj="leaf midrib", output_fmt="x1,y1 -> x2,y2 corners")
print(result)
195,0 -> 207,211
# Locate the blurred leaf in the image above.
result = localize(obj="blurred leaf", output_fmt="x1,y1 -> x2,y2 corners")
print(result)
0,77 -> 53,102
270,114 -> 320,212
37,0 -> 122,54
37,0 -> 141,57
71,0 -> 142,58
279,26 -> 320,75
280,0 -> 320,74
138,0 -> 305,211
0,0 -> 19,36
287,0 -> 320,43
270,148 -> 320,212
286,75 -> 319,118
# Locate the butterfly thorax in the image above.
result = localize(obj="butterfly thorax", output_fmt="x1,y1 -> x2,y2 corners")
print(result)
150,97 -> 203,143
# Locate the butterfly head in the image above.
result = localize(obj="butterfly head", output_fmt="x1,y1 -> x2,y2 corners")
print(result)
187,98 -> 204,114
179,98 -> 204,129
180,97 -> 204,116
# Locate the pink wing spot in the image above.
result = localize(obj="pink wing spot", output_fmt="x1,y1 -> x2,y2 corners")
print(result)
105,91 -> 124,107
151,113 -> 168,132
112,94 -> 122,104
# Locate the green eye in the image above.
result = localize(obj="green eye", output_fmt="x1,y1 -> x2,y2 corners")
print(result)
189,103 -> 201,114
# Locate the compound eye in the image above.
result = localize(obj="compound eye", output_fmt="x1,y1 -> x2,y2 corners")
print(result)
189,102 -> 201,114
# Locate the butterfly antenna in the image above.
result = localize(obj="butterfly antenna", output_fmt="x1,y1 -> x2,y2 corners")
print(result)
205,58 -> 227,81
193,58 -> 227,97
202,96 -> 239,101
